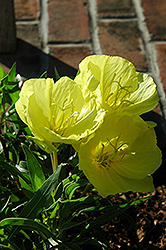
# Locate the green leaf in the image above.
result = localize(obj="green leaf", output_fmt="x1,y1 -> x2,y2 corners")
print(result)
0,244 -> 16,250
40,71 -> 47,79
8,63 -> 16,82
65,179 -> 88,200
57,196 -> 101,231
73,237 -> 107,249
0,161 -> 31,185
10,194 -> 19,202
130,195 -> 153,206
19,165 -> 62,219
8,88 -> 20,104
8,165 -> 62,239
0,65 -> 7,81
22,144 -> 46,192
61,220 -> 89,232
78,204 -> 130,238
54,67 -> 60,81
0,217 -> 59,242
76,69 -> 80,76
1,75 -> 8,88
19,177 -> 34,199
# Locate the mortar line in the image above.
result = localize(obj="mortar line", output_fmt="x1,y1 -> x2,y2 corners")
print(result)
86,0 -> 102,55
39,0 -> 49,72
16,20 -> 39,25
151,41 -> 166,45
132,0 -> 166,126
48,43 -> 91,47
99,17 -> 137,22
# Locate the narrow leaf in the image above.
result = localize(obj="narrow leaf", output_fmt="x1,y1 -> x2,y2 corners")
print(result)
130,195 -> 153,206
40,71 -> 47,79
22,144 -> 45,192
0,161 -> 31,185
78,204 -> 130,237
0,217 -> 58,242
0,244 -> 15,250
54,67 -> 60,81
8,62 -> 16,82
20,165 -> 62,218
65,179 -> 88,200
0,65 -> 6,81
8,165 -> 62,240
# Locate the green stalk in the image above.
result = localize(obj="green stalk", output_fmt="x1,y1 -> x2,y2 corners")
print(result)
81,183 -> 92,197
50,150 -> 58,173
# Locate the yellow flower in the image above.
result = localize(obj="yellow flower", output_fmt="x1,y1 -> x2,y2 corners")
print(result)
15,77 -> 105,153
75,55 -> 159,115
78,113 -> 162,197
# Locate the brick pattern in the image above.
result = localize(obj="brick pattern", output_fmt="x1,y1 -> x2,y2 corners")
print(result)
0,0 -> 166,118
98,20 -> 148,71
155,43 -> 166,92
14,0 -> 40,20
49,45 -> 91,75
141,0 -> 166,41
16,23 -> 41,48
97,0 -> 135,17
48,0 -> 90,43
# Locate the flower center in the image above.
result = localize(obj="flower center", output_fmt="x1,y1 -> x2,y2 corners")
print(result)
95,135 -> 129,169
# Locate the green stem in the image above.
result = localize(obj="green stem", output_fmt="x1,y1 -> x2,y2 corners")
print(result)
81,183 -> 92,197
50,150 -> 58,173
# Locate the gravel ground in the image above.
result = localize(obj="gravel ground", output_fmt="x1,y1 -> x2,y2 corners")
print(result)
104,186 -> 166,249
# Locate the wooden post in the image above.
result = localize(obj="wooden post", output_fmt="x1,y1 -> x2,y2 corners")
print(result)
0,0 -> 16,53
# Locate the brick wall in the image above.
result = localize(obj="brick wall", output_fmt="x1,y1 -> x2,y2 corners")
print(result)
0,0 -> 166,121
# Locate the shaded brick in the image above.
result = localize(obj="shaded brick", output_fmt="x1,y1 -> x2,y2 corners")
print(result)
97,0 -> 135,17
155,43 -> 166,94
0,0 -> 16,53
16,23 -> 41,48
142,0 -> 166,41
98,20 -> 148,71
14,0 -> 40,20
48,0 -> 90,42
48,45 -> 92,78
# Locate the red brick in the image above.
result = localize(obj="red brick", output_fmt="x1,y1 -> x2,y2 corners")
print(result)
155,43 -> 166,94
97,0 -> 135,17
48,0 -> 90,42
48,45 -> 92,78
16,23 -> 41,48
142,0 -> 166,40
98,20 -> 148,71
14,0 -> 40,20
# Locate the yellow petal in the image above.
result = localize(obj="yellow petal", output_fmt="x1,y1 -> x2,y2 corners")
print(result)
124,72 -> 159,115
80,160 -> 154,197
75,55 -> 159,115
15,76 -> 105,151
78,113 -> 161,197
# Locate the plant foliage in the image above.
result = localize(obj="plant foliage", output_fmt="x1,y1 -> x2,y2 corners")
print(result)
0,65 -> 153,249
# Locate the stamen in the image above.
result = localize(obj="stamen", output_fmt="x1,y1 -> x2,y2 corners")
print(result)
104,75 -> 134,111
52,97 -> 79,136
96,136 -> 129,169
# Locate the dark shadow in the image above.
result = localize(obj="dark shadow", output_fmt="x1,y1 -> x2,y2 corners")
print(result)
141,111 -> 166,187
0,38 -> 77,79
